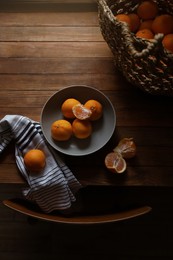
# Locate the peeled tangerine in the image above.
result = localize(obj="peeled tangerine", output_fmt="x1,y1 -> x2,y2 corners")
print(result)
72,103 -> 92,120
105,152 -> 126,174
114,137 -> 136,159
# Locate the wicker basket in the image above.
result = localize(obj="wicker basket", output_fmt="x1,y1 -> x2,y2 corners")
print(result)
97,0 -> 173,96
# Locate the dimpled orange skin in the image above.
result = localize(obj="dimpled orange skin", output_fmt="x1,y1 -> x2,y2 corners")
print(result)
51,119 -> 73,141
136,29 -> 154,40
24,149 -> 46,173
72,119 -> 92,139
152,14 -> 173,35
128,13 -> 141,32
115,14 -> 132,31
137,1 -> 159,20
61,98 -> 81,119
84,99 -> 103,121
162,34 -> 173,53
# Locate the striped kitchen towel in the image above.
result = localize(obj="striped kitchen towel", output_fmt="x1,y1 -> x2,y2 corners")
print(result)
0,115 -> 82,213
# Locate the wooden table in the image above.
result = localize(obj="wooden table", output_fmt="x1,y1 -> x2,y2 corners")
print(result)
0,0 -> 173,188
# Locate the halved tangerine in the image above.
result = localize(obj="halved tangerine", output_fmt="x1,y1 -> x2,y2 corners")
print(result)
104,152 -> 126,174
72,103 -> 92,120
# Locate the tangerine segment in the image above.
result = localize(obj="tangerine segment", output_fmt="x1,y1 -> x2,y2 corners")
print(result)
72,119 -> 92,139
72,103 -> 92,120
51,119 -> 73,141
84,99 -> 103,121
137,1 -> 159,20
61,98 -> 81,119
24,149 -> 46,173
105,152 -> 126,174
152,14 -> 173,35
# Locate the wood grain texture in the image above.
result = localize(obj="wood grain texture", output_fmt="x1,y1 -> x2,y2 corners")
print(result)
0,6 -> 173,188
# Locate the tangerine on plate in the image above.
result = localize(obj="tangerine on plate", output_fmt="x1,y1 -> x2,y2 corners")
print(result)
137,1 -> 159,20
162,34 -> 173,53
51,119 -> 73,141
104,152 -> 126,174
128,13 -> 141,32
61,98 -> 80,119
84,99 -> 103,121
24,149 -> 46,173
115,14 -> 132,31
72,119 -> 92,139
72,103 -> 92,120
136,28 -> 154,40
152,14 -> 173,35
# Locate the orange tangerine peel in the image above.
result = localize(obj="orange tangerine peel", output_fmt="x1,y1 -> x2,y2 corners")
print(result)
114,138 -> 137,159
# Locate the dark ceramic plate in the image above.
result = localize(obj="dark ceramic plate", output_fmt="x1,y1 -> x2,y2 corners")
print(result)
41,85 -> 116,156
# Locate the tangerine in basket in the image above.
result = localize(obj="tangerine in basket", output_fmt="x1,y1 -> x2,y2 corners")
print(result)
152,14 -> 173,35
72,103 -> 92,120
105,152 -> 126,174
84,99 -> 103,121
136,28 -> 154,40
61,98 -> 80,119
24,149 -> 46,173
51,119 -> 73,141
139,20 -> 154,31
162,34 -> 173,53
128,13 -> 141,32
115,14 -> 132,31
72,119 -> 92,139
137,1 -> 159,20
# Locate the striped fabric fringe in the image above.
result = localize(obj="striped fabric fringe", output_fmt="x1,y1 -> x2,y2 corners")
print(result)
0,115 -> 82,213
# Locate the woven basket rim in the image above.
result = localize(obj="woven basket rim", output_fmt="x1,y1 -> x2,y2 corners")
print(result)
97,0 -> 173,59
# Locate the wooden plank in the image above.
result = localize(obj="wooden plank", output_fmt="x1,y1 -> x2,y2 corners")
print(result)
0,27 -> 103,41
0,57 -> 114,74
0,74 -> 125,91
0,12 -> 99,26
0,1 -> 97,12
0,42 -> 111,58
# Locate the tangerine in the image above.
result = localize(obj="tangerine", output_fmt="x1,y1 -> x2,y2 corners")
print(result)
84,99 -> 103,121
139,19 -> 153,31
115,14 -> 132,31
72,119 -> 92,139
137,1 -> 159,20
128,13 -> 141,32
104,152 -> 126,174
51,119 -> 73,141
152,14 -> 173,35
72,103 -> 92,120
61,98 -> 80,119
136,28 -> 154,40
114,138 -> 137,159
24,149 -> 46,173
162,34 -> 173,53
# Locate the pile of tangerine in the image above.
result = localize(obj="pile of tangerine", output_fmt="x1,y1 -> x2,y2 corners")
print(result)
115,0 -> 173,53
51,98 -> 103,141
